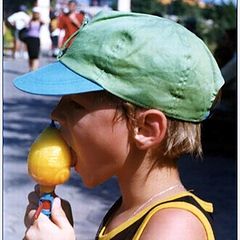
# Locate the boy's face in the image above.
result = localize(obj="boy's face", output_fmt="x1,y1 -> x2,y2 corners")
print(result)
51,92 -> 131,187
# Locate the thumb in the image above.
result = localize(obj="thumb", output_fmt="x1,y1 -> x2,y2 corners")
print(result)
51,197 -> 70,228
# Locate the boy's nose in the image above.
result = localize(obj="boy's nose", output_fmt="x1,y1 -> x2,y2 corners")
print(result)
51,107 -> 60,122
51,97 -> 67,125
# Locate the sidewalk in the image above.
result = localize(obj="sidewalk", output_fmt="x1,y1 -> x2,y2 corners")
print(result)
3,54 -> 237,240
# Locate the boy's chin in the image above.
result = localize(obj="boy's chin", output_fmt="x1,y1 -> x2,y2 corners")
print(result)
80,172 -> 109,189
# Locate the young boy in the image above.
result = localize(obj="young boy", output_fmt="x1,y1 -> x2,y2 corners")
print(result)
14,11 -> 224,240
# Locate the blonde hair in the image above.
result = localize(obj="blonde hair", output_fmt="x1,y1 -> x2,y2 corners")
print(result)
164,118 -> 202,159
120,102 -> 202,162
98,91 -> 202,162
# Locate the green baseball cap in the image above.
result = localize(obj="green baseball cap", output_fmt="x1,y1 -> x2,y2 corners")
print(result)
14,10 -> 224,122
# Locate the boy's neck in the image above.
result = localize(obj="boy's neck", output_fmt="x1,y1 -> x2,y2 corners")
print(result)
117,155 -> 183,212
105,157 -> 184,233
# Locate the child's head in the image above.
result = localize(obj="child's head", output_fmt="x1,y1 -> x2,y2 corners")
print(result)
98,92 -> 203,164
32,7 -> 41,20
14,11 -> 224,166
68,0 -> 78,12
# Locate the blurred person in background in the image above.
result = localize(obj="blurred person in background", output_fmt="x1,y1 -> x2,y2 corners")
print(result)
49,9 -> 60,57
24,7 -> 44,71
58,0 -> 85,48
7,5 -> 30,59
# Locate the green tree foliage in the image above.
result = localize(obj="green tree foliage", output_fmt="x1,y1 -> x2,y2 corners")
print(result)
131,0 -> 236,51
131,0 -> 166,15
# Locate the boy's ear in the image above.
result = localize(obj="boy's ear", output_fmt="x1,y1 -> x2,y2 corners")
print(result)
134,110 -> 167,150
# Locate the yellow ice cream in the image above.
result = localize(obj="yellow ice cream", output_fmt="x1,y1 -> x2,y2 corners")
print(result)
28,121 -> 71,193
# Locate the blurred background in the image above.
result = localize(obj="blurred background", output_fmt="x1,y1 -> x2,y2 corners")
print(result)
3,0 -> 237,239
3,0 -> 237,53
3,0 -> 237,124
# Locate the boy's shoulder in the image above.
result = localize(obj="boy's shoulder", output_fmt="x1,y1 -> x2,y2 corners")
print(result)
140,207 -> 206,240
136,192 -> 215,240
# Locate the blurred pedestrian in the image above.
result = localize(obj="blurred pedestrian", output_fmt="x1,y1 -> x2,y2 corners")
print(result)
58,0 -> 85,48
24,7 -> 44,71
49,10 -> 60,57
7,5 -> 30,59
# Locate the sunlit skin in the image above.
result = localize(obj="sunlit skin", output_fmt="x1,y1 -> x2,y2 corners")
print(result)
24,91 -> 207,240
51,92 -> 131,188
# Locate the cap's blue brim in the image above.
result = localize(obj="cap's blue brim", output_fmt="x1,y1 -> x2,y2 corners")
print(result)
13,61 -> 103,95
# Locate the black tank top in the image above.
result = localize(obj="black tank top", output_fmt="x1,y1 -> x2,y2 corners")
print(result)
95,192 -> 215,240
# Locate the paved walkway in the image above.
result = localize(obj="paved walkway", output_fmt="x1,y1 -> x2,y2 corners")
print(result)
3,54 -> 237,240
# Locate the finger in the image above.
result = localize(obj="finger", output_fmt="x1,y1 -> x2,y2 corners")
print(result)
32,211 -> 50,225
24,225 -> 38,240
51,197 -> 71,229
25,214 -> 53,240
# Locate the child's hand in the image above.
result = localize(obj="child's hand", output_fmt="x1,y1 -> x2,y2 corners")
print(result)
24,185 -> 75,240
24,198 -> 76,240
24,197 -> 75,240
